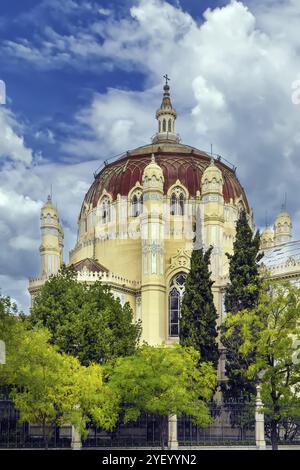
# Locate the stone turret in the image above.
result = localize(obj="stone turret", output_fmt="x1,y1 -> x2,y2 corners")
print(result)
201,159 -> 224,277
274,207 -> 292,246
141,155 -> 165,344
40,195 -> 64,277
260,226 -> 274,249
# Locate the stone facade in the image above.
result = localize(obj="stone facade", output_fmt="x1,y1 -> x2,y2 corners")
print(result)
29,82 -> 256,379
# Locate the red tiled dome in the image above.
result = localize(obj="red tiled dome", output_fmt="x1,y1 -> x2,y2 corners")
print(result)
81,142 -> 249,214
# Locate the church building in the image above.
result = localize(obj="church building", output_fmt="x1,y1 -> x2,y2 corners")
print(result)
30,80 -> 298,370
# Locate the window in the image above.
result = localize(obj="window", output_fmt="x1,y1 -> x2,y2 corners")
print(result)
168,273 -> 187,337
131,192 -> 143,217
170,190 -> 185,215
102,198 -> 111,223
179,193 -> 184,215
163,119 -> 166,132
168,119 -> 172,132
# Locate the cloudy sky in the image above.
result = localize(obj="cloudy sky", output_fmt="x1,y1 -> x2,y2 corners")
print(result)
1,0 -> 300,311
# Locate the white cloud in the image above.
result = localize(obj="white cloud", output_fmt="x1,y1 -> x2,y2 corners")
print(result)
0,108 -> 33,164
2,0 -> 300,308
62,0 -> 300,237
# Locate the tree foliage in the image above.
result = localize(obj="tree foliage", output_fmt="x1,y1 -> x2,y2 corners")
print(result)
1,323 -> 118,447
29,266 -> 141,365
224,279 -> 300,450
179,246 -> 219,367
106,345 -> 217,448
221,209 -> 263,400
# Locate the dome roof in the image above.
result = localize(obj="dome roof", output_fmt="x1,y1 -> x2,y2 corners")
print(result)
142,154 -> 164,182
201,158 -> 223,182
41,195 -> 58,217
275,208 -> 292,225
80,142 -> 249,216
262,226 -> 274,238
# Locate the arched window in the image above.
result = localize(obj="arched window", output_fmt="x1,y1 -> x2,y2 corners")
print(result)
168,119 -> 172,132
159,121 -> 161,133
179,193 -> 184,216
163,119 -> 166,132
102,198 -> 111,223
132,193 -> 143,217
170,190 -> 185,215
170,193 -> 177,216
168,273 -> 187,337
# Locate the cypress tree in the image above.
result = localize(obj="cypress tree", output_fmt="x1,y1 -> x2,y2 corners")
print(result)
179,245 -> 219,368
221,209 -> 263,401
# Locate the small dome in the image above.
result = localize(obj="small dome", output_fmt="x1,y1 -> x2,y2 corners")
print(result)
142,154 -> 164,183
201,158 -> 223,183
275,208 -> 292,226
261,226 -> 274,249
201,158 -> 223,195
274,206 -> 292,245
41,195 -> 58,215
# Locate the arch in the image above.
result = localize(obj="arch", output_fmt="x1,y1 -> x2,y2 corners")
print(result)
168,118 -> 172,132
170,193 -> 177,216
170,189 -> 185,215
102,197 -> 111,223
162,119 -> 166,132
131,192 -> 143,217
168,272 -> 187,337
179,193 -> 184,216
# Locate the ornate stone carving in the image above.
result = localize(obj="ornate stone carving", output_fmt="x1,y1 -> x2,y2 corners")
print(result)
166,248 -> 191,278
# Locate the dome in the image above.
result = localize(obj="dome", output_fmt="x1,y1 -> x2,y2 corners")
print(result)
261,226 -> 274,249
142,154 -> 164,183
274,206 -> 292,245
274,208 -> 292,226
41,195 -> 59,219
80,142 -> 249,217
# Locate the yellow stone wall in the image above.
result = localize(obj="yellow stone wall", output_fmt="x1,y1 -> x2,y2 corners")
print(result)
67,159 -> 252,347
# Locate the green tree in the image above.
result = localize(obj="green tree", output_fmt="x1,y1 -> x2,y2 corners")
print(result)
0,294 -> 25,385
224,279 -> 300,450
179,246 -> 219,367
221,209 -> 263,401
29,266 -> 141,365
106,345 -> 217,449
1,326 -> 118,448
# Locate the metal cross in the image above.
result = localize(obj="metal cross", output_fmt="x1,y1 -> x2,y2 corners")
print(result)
163,74 -> 170,85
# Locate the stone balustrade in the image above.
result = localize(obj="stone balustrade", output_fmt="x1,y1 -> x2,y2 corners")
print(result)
29,270 -> 141,291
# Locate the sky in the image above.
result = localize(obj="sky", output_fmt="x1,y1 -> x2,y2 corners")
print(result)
1,0 -> 300,311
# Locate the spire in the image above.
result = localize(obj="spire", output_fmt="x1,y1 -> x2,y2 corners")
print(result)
152,75 -> 180,144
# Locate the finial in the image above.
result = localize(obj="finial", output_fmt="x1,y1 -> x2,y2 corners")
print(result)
151,153 -> 155,163
163,74 -> 170,86
47,194 -> 51,202
282,192 -> 287,211
209,157 -> 215,166
265,210 -> 269,228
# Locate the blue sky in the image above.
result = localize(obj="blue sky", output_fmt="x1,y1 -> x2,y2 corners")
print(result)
1,0 -> 300,310
0,0 -> 229,164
